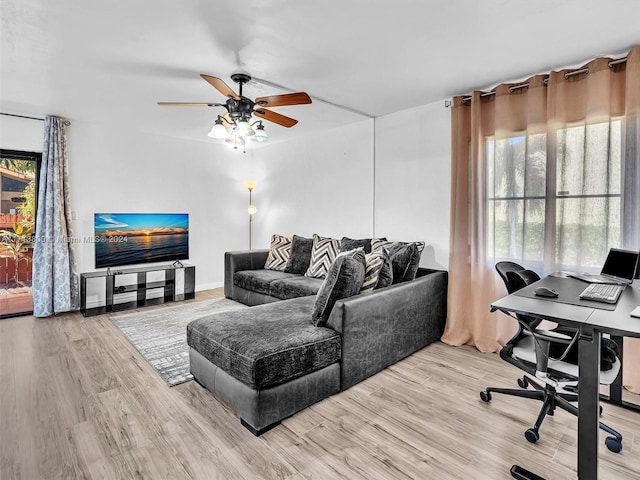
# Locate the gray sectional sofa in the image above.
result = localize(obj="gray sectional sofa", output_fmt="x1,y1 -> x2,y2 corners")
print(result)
187,247 -> 448,435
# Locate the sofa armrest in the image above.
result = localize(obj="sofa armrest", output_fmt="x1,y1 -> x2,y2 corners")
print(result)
326,270 -> 448,390
224,250 -> 269,300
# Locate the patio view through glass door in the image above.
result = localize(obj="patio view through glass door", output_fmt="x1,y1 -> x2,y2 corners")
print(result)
1,150 -> 40,318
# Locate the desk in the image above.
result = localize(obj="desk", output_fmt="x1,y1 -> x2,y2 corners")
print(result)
491,278 -> 640,480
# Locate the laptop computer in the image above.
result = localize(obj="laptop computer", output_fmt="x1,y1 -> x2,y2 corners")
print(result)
567,248 -> 640,285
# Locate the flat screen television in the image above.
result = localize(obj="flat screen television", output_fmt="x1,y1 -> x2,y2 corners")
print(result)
94,213 -> 189,269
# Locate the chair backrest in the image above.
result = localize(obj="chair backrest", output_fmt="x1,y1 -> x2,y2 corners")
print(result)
495,262 -> 543,329
495,261 -> 528,294
505,269 -> 541,292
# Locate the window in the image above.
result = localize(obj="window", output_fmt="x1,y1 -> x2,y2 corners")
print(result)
486,120 -> 622,272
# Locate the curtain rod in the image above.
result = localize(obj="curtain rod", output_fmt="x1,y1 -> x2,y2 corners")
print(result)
458,56 -> 628,104
1,112 -> 71,126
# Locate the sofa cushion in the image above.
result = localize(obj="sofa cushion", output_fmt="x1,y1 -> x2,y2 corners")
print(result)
339,237 -> 385,254
312,249 -> 366,327
305,234 -> 341,279
234,270 -> 298,296
361,248 -> 393,293
270,276 -> 324,300
285,235 -> 314,274
187,296 -> 341,390
264,234 -> 292,271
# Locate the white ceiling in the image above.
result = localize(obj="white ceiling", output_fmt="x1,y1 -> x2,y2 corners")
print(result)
1,0 -> 638,146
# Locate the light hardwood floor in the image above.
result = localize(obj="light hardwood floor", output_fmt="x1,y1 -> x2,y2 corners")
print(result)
1,289 -> 638,480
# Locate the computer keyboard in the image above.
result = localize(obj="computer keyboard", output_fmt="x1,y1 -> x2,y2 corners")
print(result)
579,283 -> 624,304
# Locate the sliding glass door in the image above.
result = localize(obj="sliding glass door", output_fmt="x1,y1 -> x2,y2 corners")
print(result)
0,149 -> 41,318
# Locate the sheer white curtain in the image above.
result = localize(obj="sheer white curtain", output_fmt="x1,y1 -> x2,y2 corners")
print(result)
443,47 -> 640,392
32,116 -> 79,316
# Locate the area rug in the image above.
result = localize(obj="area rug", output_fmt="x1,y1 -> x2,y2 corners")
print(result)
109,298 -> 247,386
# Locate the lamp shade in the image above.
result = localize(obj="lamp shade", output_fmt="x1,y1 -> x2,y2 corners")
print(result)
225,136 -> 245,149
208,120 -> 229,139
234,120 -> 255,137
243,180 -> 257,190
250,124 -> 268,142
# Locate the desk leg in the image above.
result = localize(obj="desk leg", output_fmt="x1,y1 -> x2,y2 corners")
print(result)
578,326 -> 600,480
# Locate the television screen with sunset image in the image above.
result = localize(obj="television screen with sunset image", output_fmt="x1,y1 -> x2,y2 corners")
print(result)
94,213 -> 189,268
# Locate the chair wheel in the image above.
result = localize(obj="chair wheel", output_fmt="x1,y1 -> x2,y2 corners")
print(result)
518,377 -> 529,389
525,428 -> 540,443
605,436 -> 622,453
480,391 -> 491,402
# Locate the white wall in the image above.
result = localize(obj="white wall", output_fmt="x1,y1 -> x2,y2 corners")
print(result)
374,101 -> 451,270
67,121 -> 256,290
0,115 -> 43,152
249,102 -> 452,273
251,120 -> 375,246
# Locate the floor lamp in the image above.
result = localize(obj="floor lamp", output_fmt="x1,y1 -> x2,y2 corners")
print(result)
243,180 -> 257,250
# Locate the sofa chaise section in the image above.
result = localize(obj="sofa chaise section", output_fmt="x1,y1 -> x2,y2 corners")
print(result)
187,296 -> 341,435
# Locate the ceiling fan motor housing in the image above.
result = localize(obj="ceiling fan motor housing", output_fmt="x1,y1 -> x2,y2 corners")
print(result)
227,98 -> 255,122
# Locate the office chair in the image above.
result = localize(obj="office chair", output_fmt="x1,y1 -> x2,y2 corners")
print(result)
480,262 -> 623,453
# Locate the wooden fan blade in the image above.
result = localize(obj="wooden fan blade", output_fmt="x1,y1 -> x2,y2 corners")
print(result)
201,74 -> 239,99
254,92 -> 312,107
157,102 -> 215,106
253,109 -> 298,128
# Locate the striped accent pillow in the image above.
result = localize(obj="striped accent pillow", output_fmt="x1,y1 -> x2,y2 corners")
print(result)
264,234 -> 292,271
361,248 -> 393,293
304,234 -> 341,279
371,238 -> 425,253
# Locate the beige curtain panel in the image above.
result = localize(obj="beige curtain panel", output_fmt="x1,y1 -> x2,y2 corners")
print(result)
443,46 -> 640,393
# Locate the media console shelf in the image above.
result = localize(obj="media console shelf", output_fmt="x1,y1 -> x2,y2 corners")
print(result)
80,264 -> 195,317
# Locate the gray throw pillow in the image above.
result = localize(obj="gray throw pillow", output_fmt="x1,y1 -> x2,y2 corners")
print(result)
388,242 -> 422,284
403,243 -> 424,282
340,237 -> 386,254
311,249 -> 366,327
284,235 -> 314,274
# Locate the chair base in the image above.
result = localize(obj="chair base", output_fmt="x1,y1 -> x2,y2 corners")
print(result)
481,375 -> 623,453
511,465 -> 546,480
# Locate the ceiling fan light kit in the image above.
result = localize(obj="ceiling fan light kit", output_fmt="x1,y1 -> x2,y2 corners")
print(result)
207,118 -> 229,139
251,123 -> 268,142
159,72 -> 311,151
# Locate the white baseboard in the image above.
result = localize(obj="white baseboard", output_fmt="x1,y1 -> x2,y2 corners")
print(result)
196,281 -> 223,292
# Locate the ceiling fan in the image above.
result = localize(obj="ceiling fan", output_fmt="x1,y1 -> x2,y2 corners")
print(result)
158,72 -> 312,147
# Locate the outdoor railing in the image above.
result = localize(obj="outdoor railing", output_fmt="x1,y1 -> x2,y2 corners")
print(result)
0,254 -> 33,287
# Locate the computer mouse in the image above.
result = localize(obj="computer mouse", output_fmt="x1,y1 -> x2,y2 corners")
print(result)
535,286 -> 559,298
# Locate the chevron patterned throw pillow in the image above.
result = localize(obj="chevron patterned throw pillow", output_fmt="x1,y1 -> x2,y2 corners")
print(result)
304,234 -> 341,279
264,234 -> 292,271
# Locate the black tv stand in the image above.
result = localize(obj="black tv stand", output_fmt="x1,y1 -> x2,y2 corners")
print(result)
80,264 -> 195,317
